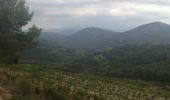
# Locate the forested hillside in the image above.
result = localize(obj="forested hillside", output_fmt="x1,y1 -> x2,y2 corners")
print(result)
66,44 -> 170,82
60,27 -> 118,50
19,47 -> 88,65
59,22 -> 170,50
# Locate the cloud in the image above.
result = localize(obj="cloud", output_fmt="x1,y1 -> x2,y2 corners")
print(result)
25,0 -> 170,32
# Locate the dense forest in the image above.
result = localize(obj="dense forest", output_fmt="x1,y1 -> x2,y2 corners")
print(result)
66,44 -> 170,82
20,47 -> 88,64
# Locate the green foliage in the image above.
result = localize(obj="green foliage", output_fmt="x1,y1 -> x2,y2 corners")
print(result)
66,44 -> 170,82
18,80 -> 34,96
10,80 -> 35,100
0,0 -> 33,33
44,87 -> 66,100
10,96 -> 30,100
0,33 -> 19,63
20,47 -> 89,64
0,0 -> 41,64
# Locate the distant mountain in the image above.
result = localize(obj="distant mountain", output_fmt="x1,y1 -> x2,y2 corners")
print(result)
115,22 -> 170,44
45,28 -> 81,35
40,32 -> 67,42
60,27 -> 118,50
38,39 -> 64,48
59,22 -> 170,50
127,22 -> 170,33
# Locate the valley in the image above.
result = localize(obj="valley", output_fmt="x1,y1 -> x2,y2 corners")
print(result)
1,0 -> 170,99
13,22 -> 170,100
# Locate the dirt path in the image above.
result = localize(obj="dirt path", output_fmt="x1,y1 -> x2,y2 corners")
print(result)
0,87 -> 11,100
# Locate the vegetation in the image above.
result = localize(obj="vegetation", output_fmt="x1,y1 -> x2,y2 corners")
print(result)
66,44 -> 170,82
0,64 -> 170,100
19,47 -> 89,65
0,0 -> 170,100
0,0 -> 41,64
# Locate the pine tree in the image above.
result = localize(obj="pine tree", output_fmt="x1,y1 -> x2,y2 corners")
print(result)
0,0 -> 41,64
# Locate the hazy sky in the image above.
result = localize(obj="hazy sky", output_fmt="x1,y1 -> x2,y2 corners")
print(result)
26,0 -> 170,32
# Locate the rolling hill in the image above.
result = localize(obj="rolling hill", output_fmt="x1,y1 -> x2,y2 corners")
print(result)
111,22 -> 170,45
19,47 -> 88,65
20,22 -> 170,67
40,32 -> 67,42
59,22 -> 170,50
59,27 -> 118,50
65,44 -> 170,82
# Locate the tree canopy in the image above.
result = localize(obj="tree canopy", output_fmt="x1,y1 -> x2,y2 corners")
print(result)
0,0 -> 41,63
66,44 -> 170,82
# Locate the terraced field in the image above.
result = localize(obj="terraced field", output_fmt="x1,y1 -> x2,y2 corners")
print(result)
0,64 -> 170,100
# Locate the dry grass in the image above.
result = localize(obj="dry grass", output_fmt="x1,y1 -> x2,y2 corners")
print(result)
0,87 -> 11,100
0,64 -> 169,100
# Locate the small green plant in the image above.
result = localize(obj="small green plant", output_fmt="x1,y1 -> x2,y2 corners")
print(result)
10,95 -> 30,100
11,80 -> 35,100
18,80 -> 34,96
44,87 -> 66,100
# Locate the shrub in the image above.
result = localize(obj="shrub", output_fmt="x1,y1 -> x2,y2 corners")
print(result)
18,80 -> 34,96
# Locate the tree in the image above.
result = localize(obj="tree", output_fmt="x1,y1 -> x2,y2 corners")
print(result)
0,0 -> 41,64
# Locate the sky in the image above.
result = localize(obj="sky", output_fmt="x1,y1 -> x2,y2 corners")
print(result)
25,0 -> 170,32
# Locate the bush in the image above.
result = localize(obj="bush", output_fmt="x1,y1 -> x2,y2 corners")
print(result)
44,87 -> 66,100
18,80 -> 34,96
10,95 -> 30,100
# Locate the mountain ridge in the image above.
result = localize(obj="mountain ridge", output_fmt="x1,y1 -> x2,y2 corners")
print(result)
59,27 -> 119,50
58,21 -> 170,50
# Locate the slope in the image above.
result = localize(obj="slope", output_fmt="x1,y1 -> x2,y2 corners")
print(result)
60,22 -> 170,50
60,27 -> 118,50
66,44 -> 170,82
0,64 -> 170,100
